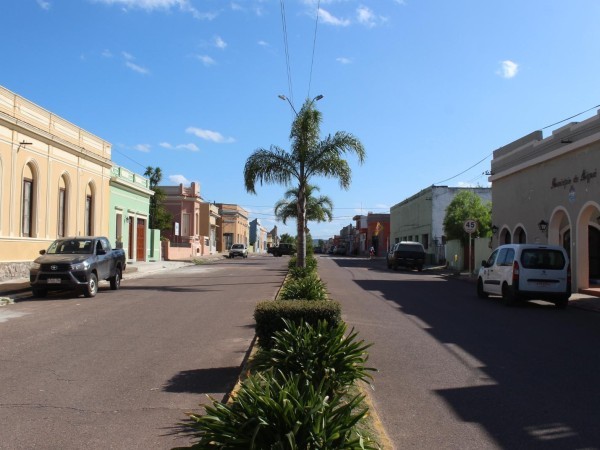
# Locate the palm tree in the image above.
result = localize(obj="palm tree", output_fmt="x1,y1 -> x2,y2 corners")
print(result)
244,99 -> 365,267
274,184 -> 333,234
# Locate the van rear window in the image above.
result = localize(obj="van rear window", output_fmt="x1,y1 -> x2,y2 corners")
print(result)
520,249 -> 566,270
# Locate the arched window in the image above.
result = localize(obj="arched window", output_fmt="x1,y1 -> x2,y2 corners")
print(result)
57,174 -> 69,238
84,183 -> 94,236
22,163 -> 36,237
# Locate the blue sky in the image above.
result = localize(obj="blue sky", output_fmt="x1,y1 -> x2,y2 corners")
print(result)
2,0 -> 600,240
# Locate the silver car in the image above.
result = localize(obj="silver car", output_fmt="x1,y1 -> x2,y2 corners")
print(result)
229,243 -> 248,259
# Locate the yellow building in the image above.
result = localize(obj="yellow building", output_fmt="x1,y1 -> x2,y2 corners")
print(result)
0,85 -> 112,279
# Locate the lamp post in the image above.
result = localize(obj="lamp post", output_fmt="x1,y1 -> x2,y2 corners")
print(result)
278,94 -> 323,116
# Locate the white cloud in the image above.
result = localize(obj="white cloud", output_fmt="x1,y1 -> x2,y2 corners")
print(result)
160,142 -> 200,152
195,54 -> 216,66
37,0 -> 51,10
214,36 -> 227,49
336,57 -> 352,64
258,40 -> 269,47
169,174 -> 190,185
357,6 -> 375,27
125,61 -> 150,74
102,49 -> 113,58
186,127 -> 235,143
133,144 -> 151,152
93,0 -> 217,19
121,51 -> 149,74
498,60 -> 519,79
318,8 -> 350,26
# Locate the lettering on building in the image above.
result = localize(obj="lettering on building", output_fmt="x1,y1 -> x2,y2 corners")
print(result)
551,169 -> 597,189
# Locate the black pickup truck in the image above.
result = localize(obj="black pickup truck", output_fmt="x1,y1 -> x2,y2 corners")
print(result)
30,236 -> 127,298
267,243 -> 296,257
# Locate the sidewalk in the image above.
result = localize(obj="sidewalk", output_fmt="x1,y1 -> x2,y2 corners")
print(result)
0,253 -> 227,302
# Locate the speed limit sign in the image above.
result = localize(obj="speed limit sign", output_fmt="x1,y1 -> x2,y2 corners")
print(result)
463,219 -> 477,234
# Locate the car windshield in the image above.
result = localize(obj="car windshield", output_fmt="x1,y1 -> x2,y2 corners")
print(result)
397,244 -> 424,252
520,249 -> 566,270
231,244 -> 244,249
47,239 -> 94,254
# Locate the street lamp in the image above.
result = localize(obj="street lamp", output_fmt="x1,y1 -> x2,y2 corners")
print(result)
278,94 -> 324,116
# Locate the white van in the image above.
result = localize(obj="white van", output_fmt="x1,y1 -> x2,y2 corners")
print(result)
477,244 -> 571,308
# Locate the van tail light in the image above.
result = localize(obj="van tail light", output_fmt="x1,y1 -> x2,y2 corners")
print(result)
512,260 -> 520,284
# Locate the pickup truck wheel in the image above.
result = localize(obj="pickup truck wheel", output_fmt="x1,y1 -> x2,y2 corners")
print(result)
32,287 -> 47,298
84,273 -> 98,298
110,268 -> 121,290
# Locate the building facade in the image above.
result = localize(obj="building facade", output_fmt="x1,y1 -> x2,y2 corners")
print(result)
490,111 -> 600,292
249,218 -> 268,253
109,165 -> 156,263
390,186 -> 492,264
199,202 -> 220,254
0,85 -> 111,279
216,203 -> 249,251
161,182 -> 203,258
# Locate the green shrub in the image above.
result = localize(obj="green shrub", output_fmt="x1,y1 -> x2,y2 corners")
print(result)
279,273 -> 327,300
253,319 -> 376,394
254,300 -> 342,349
184,371 -> 377,449
288,254 -> 318,273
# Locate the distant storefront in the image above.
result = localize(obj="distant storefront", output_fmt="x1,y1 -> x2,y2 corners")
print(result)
490,110 -> 600,292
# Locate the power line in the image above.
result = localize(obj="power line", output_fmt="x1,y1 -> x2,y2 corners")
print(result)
542,103 -> 600,130
279,0 -> 294,105
307,0 -> 321,98
433,102 -> 600,186
433,153 -> 493,185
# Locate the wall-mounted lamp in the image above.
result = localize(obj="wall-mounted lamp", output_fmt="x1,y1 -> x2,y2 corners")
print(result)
491,225 -> 499,235
124,217 -> 130,223
538,220 -> 548,233
17,141 -> 32,152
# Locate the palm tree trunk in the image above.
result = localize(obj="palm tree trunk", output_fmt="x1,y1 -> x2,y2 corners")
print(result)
297,188 -> 306,268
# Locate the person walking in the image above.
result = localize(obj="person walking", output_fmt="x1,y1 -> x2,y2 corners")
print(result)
369,246 -> 375,260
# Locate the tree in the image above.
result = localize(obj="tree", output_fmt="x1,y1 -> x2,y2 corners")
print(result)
244,99 -> 365,268
443,190 -> 492,245
279,233 -> 295,244
144,166 -> 173,233
274,184 -> 333,233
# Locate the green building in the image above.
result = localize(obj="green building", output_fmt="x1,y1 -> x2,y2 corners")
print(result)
109,166 -> 160,262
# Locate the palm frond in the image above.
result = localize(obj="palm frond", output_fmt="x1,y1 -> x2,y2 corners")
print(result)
243,146 -> 298,194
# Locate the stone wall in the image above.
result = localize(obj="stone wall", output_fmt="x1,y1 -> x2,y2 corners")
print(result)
0,262 -> 31,282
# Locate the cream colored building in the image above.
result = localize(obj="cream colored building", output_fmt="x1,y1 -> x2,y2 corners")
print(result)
216,203 -> 249,251
0,85 -> 111,279
490,111 -> 600,292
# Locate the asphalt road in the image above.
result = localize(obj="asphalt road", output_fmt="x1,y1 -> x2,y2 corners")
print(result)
0,256 -> 288,450
318,255 -> 600,450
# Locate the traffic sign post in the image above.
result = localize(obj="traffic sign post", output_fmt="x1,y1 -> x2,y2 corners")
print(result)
463,220 -> 478,275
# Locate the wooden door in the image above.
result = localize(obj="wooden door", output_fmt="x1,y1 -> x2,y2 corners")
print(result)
136,219 -> 146,261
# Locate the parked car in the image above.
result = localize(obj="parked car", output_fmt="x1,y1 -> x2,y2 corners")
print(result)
229,243 -> 248,258
267,243 -> 296,257
386,241 -> 426,271
335,245 -> 347,255
477,244 -> 571,308
30,236 -> 126,298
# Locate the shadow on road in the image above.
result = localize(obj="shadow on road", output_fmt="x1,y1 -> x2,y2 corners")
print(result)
164,366 -> 240,397
328,257 -> 600,449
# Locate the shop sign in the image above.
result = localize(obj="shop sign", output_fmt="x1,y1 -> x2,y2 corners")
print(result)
551,168 -> 597,189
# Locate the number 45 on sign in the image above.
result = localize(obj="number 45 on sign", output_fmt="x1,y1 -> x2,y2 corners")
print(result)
463,219 -> 478,234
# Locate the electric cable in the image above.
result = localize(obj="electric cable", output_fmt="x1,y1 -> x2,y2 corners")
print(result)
279,0 -> 294,105
307,0 -> 321,98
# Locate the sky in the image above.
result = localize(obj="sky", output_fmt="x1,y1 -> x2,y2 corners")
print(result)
2,0 -> 600,240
